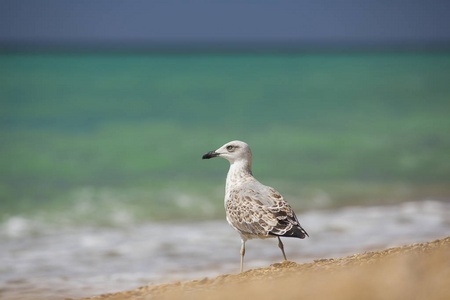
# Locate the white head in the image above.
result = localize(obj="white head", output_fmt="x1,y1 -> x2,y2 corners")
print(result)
202,140 -> 253,167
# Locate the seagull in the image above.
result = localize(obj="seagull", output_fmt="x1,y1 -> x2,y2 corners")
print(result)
202,140 -> 308,272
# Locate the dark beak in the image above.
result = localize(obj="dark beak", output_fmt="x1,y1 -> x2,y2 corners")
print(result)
202,151 -> 220,159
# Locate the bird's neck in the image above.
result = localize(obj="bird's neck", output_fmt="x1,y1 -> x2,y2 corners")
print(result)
226,160 -> 253,193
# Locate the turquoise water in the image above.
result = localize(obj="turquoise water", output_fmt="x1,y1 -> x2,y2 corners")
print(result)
1,52 -> 450,299
1,52 -> 450,221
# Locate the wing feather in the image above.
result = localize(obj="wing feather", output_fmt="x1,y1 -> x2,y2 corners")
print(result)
226,183 -> 308,239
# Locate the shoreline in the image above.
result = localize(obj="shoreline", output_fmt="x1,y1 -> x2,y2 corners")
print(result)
81,236 -> 450,300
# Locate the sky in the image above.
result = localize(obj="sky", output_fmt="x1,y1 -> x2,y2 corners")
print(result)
1,0 -> 450,49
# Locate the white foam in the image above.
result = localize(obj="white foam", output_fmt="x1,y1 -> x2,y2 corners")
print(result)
0,200 -> 449,299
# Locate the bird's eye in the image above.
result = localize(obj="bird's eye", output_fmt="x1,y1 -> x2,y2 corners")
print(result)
226,145 -> 234,151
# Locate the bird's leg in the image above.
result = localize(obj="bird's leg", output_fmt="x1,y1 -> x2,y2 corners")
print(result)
278,236 -> 287,261
240,239 -> 246,273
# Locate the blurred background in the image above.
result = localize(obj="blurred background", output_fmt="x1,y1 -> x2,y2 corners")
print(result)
1,1 -> 450,299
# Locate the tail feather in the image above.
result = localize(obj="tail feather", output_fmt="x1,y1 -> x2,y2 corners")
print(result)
270,224 -> 309,239
283,225 -> 309,239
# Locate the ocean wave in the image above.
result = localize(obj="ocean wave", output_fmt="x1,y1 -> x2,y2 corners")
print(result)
0,200 -> 449,299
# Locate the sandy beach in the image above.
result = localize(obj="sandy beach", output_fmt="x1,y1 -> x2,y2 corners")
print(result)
80,236 -> 450,300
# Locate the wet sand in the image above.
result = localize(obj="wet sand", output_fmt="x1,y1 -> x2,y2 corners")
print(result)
81,236 -> 450,300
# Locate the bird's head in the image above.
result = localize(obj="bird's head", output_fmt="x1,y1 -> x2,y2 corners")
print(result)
202,140 -> 252,165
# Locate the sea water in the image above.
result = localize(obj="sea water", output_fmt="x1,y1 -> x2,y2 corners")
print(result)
1,52 -> 450,299
0,200 -> 449,300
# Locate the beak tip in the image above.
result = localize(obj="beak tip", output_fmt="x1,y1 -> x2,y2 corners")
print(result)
202,151 -> 219,159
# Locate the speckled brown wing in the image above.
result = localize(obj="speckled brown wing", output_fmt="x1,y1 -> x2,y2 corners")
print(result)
225,184 -> 308,239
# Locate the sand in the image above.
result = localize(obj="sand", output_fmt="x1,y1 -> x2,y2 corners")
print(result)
81,236 -> 450,300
